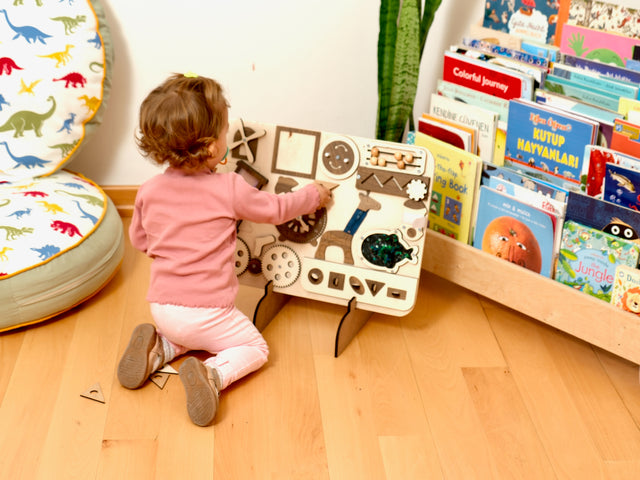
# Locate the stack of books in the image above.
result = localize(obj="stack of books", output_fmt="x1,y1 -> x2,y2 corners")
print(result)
412,0 -> 640,312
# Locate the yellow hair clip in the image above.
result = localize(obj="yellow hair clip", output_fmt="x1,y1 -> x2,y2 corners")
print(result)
184,71 -> 198,78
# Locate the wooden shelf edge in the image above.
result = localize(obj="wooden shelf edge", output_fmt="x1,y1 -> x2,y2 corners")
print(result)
421,229 -> 640,366
102,185 -> 136,217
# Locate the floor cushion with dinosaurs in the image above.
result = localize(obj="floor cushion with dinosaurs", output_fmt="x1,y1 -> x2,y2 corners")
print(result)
0,0 -> 123,332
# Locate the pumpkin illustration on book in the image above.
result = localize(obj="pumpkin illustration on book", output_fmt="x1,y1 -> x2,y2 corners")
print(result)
481,216 -> 542,273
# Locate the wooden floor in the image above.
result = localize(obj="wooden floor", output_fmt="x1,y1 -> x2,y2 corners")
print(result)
2,218 -> 640,479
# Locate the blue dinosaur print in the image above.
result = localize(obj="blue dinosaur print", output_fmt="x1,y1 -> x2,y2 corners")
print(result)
59,182 -> 86,190
88,32 -> 102,49
32,244 -> 61,260
57,113 -> 76,133
0,9 -> 52,44
0,141 -> 50,169
8,208 -> 31,219
73,200 -> 97,224
0,94 -> 9,111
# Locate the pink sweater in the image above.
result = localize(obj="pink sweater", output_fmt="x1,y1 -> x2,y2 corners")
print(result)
129,167 -> 320,308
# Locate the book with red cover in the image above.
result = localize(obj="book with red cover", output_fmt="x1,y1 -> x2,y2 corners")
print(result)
610,118 -> 640,158
441,50 -> 534,101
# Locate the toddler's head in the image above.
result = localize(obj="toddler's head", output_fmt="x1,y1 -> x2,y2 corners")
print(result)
137,73 -> 229,170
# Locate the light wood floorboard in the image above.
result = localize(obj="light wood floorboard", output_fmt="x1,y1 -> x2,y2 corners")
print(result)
2,218 -> 640,479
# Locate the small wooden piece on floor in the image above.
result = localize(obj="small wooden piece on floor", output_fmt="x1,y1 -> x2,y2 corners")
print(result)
158,364 -> 178,375
80,383 -> 105,404
150,372 -> 171,389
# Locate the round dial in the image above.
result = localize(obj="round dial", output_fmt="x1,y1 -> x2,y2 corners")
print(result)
234,237 -> 250,276
321,139 -> 358,179
276,207 -> 327,246
261,244 -> 301,288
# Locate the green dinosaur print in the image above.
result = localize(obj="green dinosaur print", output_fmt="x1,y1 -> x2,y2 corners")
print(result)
0,225 -> 34,240
49,139 -> 79,158
50,15 -> 86,35
0,96 -> 56,137
55,190 -> 104,208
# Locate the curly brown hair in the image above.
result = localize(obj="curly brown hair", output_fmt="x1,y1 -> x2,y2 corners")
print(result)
136,73 -> 229,170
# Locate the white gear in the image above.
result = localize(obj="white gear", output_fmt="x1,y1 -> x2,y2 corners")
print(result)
261,244 -> 301,288
406,178 -> 428,201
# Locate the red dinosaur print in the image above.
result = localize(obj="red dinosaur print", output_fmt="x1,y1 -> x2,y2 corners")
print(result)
18,190 -> 48,198
0,57 -> 22,75
51,220 -> 82,237
53,72 -> 87,88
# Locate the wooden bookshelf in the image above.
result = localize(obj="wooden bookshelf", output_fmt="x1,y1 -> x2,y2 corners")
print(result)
421,229 -> 640,366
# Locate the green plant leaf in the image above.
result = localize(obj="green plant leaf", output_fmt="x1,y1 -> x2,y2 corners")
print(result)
376,0 -> 400,139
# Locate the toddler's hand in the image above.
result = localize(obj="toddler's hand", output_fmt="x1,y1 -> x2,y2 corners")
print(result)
314,182 -> 332,208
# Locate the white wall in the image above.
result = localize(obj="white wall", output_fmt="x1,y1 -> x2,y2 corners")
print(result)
69,0 -> 484,186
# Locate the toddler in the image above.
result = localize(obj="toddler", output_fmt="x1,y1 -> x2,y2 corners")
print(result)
118,73 -> 331,426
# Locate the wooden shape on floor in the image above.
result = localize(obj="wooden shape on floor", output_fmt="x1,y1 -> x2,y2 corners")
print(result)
80,383 -> 105,404
150,372 -> 170,389
334,297 -> 374,357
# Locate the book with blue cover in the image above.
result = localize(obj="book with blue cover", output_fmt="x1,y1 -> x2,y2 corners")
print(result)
482,0 -> 560,45
473,185 -> 557,277
603,163 -> 640,211
504,99 -> 598,190
562,54 -> 640,86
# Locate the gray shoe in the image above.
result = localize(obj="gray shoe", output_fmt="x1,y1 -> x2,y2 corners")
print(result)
117,323 -> 164,389
179,357 -> 220,427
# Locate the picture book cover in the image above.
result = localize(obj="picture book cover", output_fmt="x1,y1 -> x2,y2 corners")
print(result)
504,99 -> 598,189
418,114 -> 476,153
565,190 -> 640,246
562,54 -> 640,86
543,74 -> 621,112
473,185 -> 557,277
414,132 -> 481,244
555,220 -> 640,302
552,63 -> 639,100
436,79 -> 510,122
441,50 -> 534,101
610,118 -> 640,158
482,0 -> 560,45
618,97 -> 640,122
560,24 -> 640,68
584,144 -> 640,197
603,162 -> 640,211
566,0 -> 640,41
488,175 -> 566,219
610,265 -> 640,315
429,93 -> 499,164
482,163 -> 569,202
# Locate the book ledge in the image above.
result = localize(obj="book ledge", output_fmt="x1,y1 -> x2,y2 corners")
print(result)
421,229 -> 640,367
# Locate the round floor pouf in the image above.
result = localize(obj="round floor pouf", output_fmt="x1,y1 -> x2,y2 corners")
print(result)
0,169 -> 124,332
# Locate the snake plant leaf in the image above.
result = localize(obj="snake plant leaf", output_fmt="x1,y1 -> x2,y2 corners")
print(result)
380,0 -> 421,142
376,0 -> 400,140
418,0 -> 443,58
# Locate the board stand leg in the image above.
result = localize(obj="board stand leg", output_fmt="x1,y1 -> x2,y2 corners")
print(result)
253,281 -> 291,332
334,297 -> 374,357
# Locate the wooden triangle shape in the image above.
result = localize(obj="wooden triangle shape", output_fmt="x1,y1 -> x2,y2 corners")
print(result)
80,383 -> 105,404
365,279 -> 385,297
157,364 -> 178,375
150,372 -> 170,389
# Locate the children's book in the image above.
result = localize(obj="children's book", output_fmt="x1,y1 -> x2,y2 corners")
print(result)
562,54 -> 640,86
504,99 -> 598,190
414,132 -> 481,244
436,79 -> 510,122
488,175 -> 566,219
442,50 -> 535,101
619,97 -> 640,123
584,144 -> 640,197
610,265 -> 640,315
473,185 -> 558,277
521,40 -> 560,62
551,63 -> 640,101
418,114 -> 476,153
429,93 -> 499,165
482,163 -> 569,203
565,190 -> 640,245
543,74 -> 622,112
603,162 -> 640,211
560,24 -> 640,68
481,0 -> 560,45
566,0 -> 640,41
555,220 -> 640,302
610,118 -> 640,158
462,37 -> 550,69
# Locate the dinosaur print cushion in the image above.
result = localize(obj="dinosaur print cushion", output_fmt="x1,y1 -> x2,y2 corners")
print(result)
0,0 -> 111,181
0,169 -> 106,277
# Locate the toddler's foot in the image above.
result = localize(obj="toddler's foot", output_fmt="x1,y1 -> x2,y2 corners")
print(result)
179,357 -> 221,427
117,323 -> 164,389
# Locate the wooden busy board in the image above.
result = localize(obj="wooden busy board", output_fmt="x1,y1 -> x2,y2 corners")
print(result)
222,119 -> 434,316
